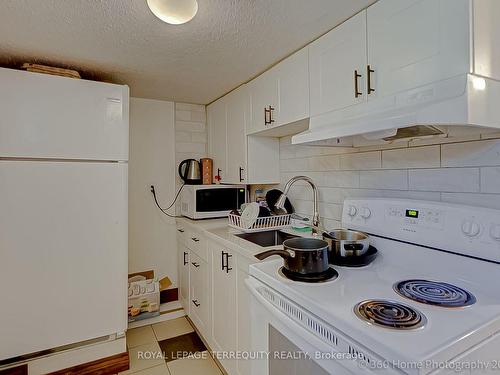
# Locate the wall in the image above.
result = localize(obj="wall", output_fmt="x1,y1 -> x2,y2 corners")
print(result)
128,99 -> 207,284
128,98 -> 177,281
279,133 -> 500,229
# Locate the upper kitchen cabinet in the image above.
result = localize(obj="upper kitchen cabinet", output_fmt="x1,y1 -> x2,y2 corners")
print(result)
247,48 -> 309,136
207,96 -> 227,182
366,0 -> 470,100
309,11 -> 367,116
208,85 -> 280,185
225,85 -> 248,184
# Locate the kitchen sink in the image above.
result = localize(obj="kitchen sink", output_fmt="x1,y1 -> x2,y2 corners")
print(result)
235,230 -> 299,247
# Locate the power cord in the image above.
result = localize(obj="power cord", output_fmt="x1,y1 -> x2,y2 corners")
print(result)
150,183 -> 185,218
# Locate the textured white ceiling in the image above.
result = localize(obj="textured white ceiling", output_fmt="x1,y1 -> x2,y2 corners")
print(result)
0,0 -> 374,104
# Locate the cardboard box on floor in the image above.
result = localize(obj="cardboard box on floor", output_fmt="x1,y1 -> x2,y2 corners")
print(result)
127,270 -> 172,322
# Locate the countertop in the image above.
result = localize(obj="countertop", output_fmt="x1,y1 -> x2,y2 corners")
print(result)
176,216 -> 314,261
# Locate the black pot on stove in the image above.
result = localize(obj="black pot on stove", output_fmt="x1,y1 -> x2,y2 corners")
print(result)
254,238 -> 330,275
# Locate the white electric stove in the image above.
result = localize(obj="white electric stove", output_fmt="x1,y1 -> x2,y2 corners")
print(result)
246,198 -> 500,374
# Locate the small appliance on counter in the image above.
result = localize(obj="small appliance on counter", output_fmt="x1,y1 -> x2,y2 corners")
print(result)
180,184 -> 246,220
178,158 -> 202,184
200,158 -> 213,185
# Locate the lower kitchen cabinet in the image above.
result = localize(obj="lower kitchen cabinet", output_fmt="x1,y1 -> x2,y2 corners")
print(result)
176,223 -> 256,375
177,242 -> 190,315
210,240 -> 238,374
189,252 -> 210,338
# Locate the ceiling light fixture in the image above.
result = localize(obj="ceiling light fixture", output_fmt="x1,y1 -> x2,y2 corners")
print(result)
147,0 -> 198,25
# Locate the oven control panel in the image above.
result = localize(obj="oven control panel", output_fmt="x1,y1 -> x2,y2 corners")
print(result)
343,198 -> 500,262
385,205 -> 444,229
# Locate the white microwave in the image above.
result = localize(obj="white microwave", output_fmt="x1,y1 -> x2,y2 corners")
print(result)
180,184 -> 246,220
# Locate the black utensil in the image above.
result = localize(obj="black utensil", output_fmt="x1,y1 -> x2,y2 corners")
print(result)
266,189 -> 294,214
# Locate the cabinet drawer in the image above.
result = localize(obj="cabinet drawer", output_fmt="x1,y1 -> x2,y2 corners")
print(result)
189,252 -> 210,337
185,229 -> 208,261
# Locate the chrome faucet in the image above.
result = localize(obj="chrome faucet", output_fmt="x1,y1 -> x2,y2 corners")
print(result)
276,176 -> 321,235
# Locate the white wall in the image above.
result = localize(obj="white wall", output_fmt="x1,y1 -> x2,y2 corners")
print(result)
128,98 -> 177,282
279,133 -> 500,229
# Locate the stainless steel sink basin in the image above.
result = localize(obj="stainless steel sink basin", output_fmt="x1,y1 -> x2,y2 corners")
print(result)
235,230 -> 299,247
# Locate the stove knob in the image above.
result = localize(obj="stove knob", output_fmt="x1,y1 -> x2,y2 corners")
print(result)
490,224 -> 500,241
347,205 -> 357,217
360,207 -> 372,219
461,220 -> 481,237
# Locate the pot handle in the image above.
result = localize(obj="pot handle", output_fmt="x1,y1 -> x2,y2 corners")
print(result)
343,243 -> 365,251
254,249 -> 292,261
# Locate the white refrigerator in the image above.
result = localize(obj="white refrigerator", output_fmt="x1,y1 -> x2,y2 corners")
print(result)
0,68 -> 129,362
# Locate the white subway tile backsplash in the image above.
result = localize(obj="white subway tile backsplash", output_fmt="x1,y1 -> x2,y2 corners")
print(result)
280,158 -> 309,172
175,102 -> 208,213
278,135 -> 496,214
175,103 -> 205,112
175,110 -> 192,121
307,155 -> 340,171
176,142 -> 206,153
175,121 -> 206,133
323,171 -> 360,188
340,151 -> 381,170
480,167 -> 500,193
409,168 -> 480,192
190,110 -> 206,122
175,131 -> 192,142
441,193 -> 500,210
442,139 -> 500,167
360,170 -> 408,190
382,146 -> 440,169
191,132 -> 208,143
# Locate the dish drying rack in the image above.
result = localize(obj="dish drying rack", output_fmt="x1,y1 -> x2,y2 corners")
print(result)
228,213 -> 292,233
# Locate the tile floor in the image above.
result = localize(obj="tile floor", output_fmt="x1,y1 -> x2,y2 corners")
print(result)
119,316 -> 223,375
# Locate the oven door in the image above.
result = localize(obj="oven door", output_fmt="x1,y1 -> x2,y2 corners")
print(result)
245,276 -> 381,375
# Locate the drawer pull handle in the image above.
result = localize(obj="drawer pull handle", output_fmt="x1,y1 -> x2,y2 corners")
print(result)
354,70 -> 362,98
177,229 -> 185,233
183,252 -> 188,266
191,262 -> 200,268
239,167 -> 245,182
191,237 -> 200,242
221,251 -> 233,273
192,300 -> 200,307
367,65 -> 375,94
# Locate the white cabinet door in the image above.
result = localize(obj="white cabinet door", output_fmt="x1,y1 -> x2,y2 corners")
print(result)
0,68 -> 129,161
189,252 -> 210,338
275,47 -> 310,126
309,11 -> 367,116
210,241 -> 237,373
236,261 -> 252,375
207,98 -> 227,182
178,243 -> 190,315
247,69 -> 278,134
225,86 -> 247,184
367,0 -> 470,100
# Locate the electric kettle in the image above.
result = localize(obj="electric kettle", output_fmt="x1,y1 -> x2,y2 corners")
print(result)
178,159 -> 202,184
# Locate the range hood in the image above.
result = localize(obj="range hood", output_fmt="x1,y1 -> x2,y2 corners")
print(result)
292,74 -> 500,146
